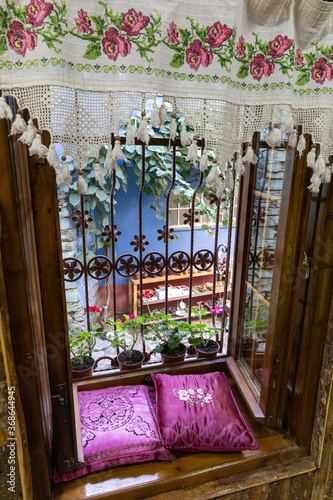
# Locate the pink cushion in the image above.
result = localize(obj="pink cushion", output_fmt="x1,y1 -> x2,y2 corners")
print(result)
151,372 -> 259,452
54,385 -> 174,483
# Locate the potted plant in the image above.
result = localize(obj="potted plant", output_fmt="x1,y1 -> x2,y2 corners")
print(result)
187,305 -> 220,358
69,329 -> 98,378
145,313 -> 189,364
107,314 -> 147,370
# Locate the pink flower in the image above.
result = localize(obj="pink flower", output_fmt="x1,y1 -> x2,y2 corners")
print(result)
330,46 -> 333,61
167,22 -> 180,45
205,22 -> 233,49
295,48 -> 304,67
267,35 -> 292,59
26,0 -> 53,28
210,308 -> 222,314
129,314 -> 135,319
250,53 -> 275,81
121,315 -> 126,324
185,39 -> 213,71
121,8 -> 149,37
236,36 -> 246,57
102,27 -> 131,61
7,21 -> 37,56
311,57 -> 333,84
75,9 -> 94,34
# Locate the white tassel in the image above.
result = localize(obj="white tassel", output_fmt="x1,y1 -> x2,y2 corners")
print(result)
136,112 -> 150,145
126,123 -> 135,146
283,114 -> 294,134
10,111 -> 26,135
77,171 -> 88,194
18,118 -> 36,146
47,143 -> 60,169
200,149 -> 208,172
265,125 -> 282,147
288,129 -> 298,148
313,154 -> 325,174
322,164 -> 332,184
242,144 -> 258,165
56,156 -> 72,187
215,178 -> 225,199
297,134 -> 306,157
180,124 -> 191,147
94,159 -> 106,187
170,114 -> 177,141
224,166 -> 234,190
308,173 -> 322,193
206,164 -> 220,188
307,147 -> 317,169
112,137 -> 129,164
104,147 -> 115,173
187,136 -> 198,162
0,96 -> 13,120
151,102 -> 160,128
29,131 -> 48,157
159,104 -> 166,127
235,155 -> 246,175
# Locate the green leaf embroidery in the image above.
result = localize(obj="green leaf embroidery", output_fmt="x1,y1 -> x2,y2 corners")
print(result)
170,52 -> 185,68
237,64 -> 249,79
179,28 -> 191,47
295,72 -> 310,86
304,53 -> 316,67
0,6 -> 9,29
91,16 -> 105,36
83,42 -> 101,60
0,36 -> 7,55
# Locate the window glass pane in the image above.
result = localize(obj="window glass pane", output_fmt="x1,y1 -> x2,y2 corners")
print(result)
240,146 -> 285,392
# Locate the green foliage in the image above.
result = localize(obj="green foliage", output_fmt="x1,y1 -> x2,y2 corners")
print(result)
186,303 -> 216,347
106,314 -> 150,358
144,313 -> 189,353
69,328 -> 99,365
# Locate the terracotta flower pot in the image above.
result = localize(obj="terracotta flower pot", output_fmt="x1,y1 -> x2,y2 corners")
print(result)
194,340 -> 220,359
161,343 -> 186,364
71,355 -> 95,379
117,350 -> 144,371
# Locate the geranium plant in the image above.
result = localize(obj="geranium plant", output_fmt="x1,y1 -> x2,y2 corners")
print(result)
69,329 -> 98,366
144,312 -> 189,353
187,304 -> 219,348
107,313 -> 149,359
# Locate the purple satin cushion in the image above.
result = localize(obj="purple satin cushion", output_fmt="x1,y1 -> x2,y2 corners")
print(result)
151,372 -> 259,452
53,385 -> 174,483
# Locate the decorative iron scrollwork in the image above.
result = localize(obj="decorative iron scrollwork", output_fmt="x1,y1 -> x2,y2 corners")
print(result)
256,249 -> 275,269
87,256 -> 113,280
71,210 -> 93,229
168,251 -> 190,273
193,250 -> 214,271
116,254 -> 140,277
63,258 -> 84,282
130,234 -> 150,252
102,224 -> 121,243
143,252 -> 165,275
183,208 -> 199,226
157,225 -> 174,243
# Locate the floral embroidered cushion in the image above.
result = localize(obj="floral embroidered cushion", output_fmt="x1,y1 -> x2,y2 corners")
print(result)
53,385 -> 174,482
151,372 -> 259,452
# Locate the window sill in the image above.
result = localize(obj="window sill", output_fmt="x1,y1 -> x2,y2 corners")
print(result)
54,360 -> 315,500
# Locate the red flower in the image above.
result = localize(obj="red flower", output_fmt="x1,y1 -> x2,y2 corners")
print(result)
236,35 -> 246,57
26,0 -> 53,28
250,53 -> 275,81
121,8 -> 149,37
75,9 -> 94,34
267,35 -> 292,59
295,48 -> 304,67
7,21 -> 37,56
102,27 -> 131,61
167,22 -> 180,45
311,57 -> 333,84
205,22 -> 233,49
84,306 -> 101,315
186,39 -> 213,71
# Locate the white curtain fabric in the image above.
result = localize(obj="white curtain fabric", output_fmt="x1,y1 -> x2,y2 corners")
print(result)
0,0 -> 333,165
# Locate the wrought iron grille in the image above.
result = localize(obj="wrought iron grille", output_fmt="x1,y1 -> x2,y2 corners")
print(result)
62,134 -> 235,372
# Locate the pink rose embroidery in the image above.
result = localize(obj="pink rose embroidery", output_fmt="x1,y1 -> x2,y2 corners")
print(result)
205,22 -> 233,49
7,21 -> 38,56
75,9 -> 94,34
26,0 -> 53,28
185,39 -> 213,71
311,57 -> 333,84
295,48 -> 304,67
236,35 -> 246,57
167,22 -> 180,45
267,35 -> 292,59
172,386 -> 214,408
330,46 -> 333,61
121,8 -> 149,37
102,27 -> 131,61
250,54 -> 275,81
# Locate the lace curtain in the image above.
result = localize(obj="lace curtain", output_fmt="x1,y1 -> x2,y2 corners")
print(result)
0,0 -> 333,169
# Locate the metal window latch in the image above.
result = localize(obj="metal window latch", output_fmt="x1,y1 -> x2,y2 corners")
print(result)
51,383 -> 68,406
302,251 -> 310,279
